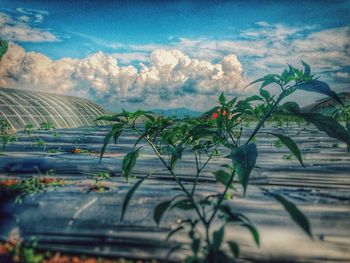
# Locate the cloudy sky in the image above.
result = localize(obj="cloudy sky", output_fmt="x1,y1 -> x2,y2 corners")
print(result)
0,0 -> 349,111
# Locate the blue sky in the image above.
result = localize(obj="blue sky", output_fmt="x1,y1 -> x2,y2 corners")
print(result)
0,0 -> 349,111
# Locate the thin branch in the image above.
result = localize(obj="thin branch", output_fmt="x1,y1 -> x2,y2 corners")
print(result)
131,125 -> 208,225
207,170 -> 235,224
245,94 -> 284,144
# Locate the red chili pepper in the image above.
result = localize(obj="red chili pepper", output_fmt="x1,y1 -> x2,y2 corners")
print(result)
211,112 -> 219,119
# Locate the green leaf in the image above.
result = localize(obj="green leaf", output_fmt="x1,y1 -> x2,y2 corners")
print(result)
188,124 -> 217,140
219,92 -> 226,104
244,77 -> 265,89
122,147 -> 141,181
166,226 -> 185,240
235,100 -> 252,113
227,241 -> 240,258
299,113 -> 350,146
280,101 -> 300,113
288,64 -> 297,76
171,199 -> 196,210
169,145 -> 183,171
219,205 -> 251,224
154,200 -> 172,225
241,223 -> 260,246
227,97 -> 238,107
259,89 -> 271,101
120,173 -> 152,221
99,123 -> 123,163
216,112 -> 224,134
267,133 -> 304,167
192,238 -> 201,255
228,143 -> 258,195
213,170 -> 234,188
273,194 -> 313,238
0,40 -> 8,61
213,226 -> 224,250
245,95 -> 263,102
301,60 -> 311,77
281,69 -> 290,82
261,74 -> 280,89
295,80 -> 343,106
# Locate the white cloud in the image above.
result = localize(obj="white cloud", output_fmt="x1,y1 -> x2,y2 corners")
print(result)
104,24 -> 349,86
16,7 -> 49,16
0,21 -> 348,110
77,23 -> 349,107
0,43 -> 249,111
0,10 -> 57,42
111,52 -> 149,65
166,25 -> 350,90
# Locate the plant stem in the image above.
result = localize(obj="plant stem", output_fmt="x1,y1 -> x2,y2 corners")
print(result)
225,115 -> 238,147
246,93 -> 284,144
191,149 -> 215,196
205,222 -> 211,253
207,171 -> 235,225
132,126 -> 208,225
191,150 -> 200,196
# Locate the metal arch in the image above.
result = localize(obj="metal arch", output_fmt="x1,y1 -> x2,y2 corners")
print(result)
12,90 -> 57,127
0,90 -> 29,129
67,96 -> 107,124
0,87 -> 108,130
48,93 -> 88,126
0,98 -> 17,131
19,90 -> 64,129
5,91 -> 42,127
51,95 -> 92,125
34,92 -> 82,127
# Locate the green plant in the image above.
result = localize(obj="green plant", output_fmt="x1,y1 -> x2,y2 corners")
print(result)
282,153 -> 293,160
0,169 -> 65,204
53,131 -> 61,137
333,104 -> 350,135
46,147 -> 63,153
0,118 -> 11,134
0,234 -> 44,263
0,176 -> 66,204
34,138 -> 46,147
24,123 -> 34,135
87,171 -> 111,192
0,118 -> 16,151
273,139 -> 284,148
39,120 -> 55,131
99,62 -> 350,262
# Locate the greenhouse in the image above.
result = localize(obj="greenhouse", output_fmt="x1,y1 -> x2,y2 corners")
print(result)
0,87 -> 107,130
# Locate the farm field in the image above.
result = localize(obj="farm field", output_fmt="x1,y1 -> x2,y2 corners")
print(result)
1,124 -> 349,262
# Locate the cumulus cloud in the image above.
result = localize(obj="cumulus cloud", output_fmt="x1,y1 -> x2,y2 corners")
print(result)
1,20 -> 348,110
55,23 -> 349,108
157,25 -> 349,94
0,43 -> 248,111
105,24 -> 349,90
0,9 -> 57,42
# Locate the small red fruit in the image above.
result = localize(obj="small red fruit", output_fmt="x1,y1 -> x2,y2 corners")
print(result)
211,112 -> 219,119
